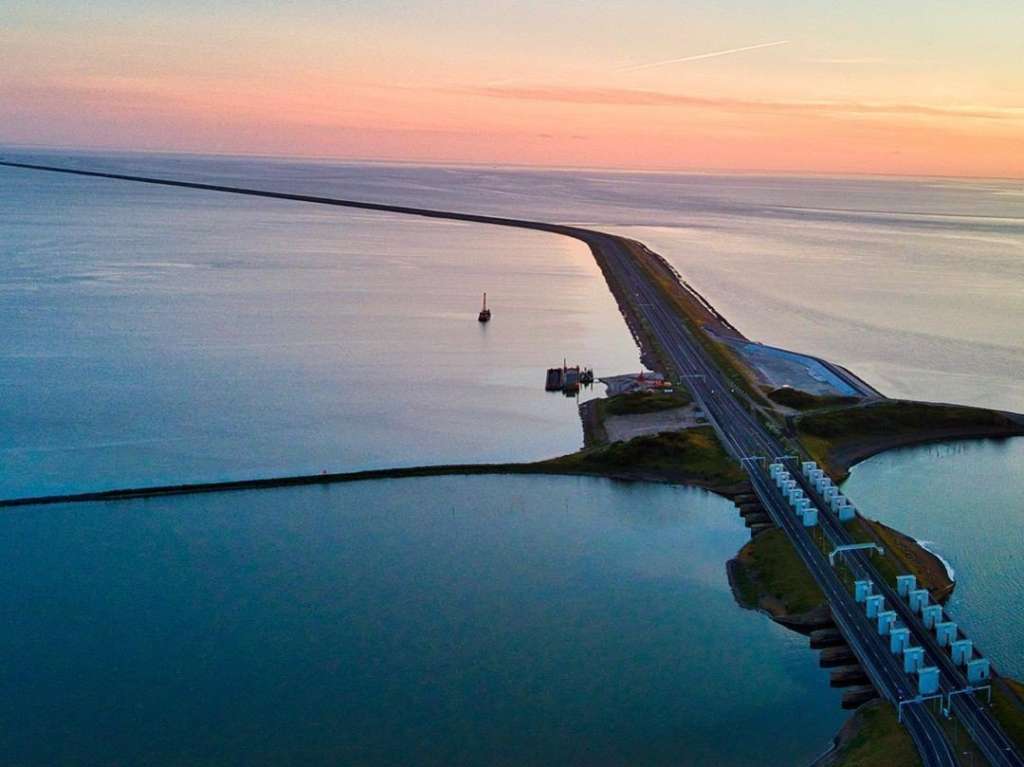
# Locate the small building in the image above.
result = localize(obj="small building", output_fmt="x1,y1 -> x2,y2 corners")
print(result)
918,666 -> 940,696
922,604 -> 943,629
896,574 -> 917,597
854,580 -> 873,603
967,658 -> 991,685
909,589 -> 929,613
890,627 -> 910,654
951,639 -> 973,667
935,621 -> 957,648
877,611 -> 897,636
904,646 -> 925,674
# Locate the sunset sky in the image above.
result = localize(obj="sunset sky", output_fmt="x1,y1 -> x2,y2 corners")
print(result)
4,0 -> 1023,177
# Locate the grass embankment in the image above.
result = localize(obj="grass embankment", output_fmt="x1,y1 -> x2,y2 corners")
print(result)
798,400 -> 1024,481
992,678 -> 1024,757
730,528 -> 826,617
731,506 -> 954,627
767,387 -> 859,411
599,389 -> 691,417
544,426 -> 745,489
730,490 -> 951,627
819,701 -> 921,767
846,517 -> 954,602
914,674 -> 1024,761
584,390 -> 694,446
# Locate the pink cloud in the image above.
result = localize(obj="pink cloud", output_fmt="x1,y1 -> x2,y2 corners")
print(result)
452,85 -> 1024,121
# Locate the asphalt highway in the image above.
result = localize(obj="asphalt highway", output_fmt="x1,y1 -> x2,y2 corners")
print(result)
588,233 -> 961,767
590,231 -> 1022,767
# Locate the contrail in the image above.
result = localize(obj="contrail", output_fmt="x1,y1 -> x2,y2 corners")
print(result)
618,40 -> 790,72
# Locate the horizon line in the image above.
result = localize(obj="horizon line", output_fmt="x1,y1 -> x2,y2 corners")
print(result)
1,140 -> 1022,183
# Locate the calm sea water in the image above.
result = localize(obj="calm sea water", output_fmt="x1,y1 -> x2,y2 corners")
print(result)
6,149 -> 1022,419
0,476 -> 845,766
613,204 -> 1024,412
0,156 -> 642,498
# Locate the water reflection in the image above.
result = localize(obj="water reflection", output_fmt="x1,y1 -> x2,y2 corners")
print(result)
0,475 -> 846,766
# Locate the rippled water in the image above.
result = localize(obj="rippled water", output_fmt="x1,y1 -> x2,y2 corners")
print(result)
612,208 -> 1024,411
843,439 -> 1024,678
0,476 -> 845,766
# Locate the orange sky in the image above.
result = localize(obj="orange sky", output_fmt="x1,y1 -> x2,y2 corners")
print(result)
4,1 -> 1024,177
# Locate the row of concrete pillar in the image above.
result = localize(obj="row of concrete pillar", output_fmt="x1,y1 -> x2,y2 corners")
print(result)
769,463 -> 818,527
897,573 -> 992,685
854,579 -> 941,694
858,574 -> 992,690
797,461 -> 856,523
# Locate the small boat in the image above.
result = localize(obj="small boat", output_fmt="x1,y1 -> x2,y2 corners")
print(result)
545,368 -> 564,391
562,366 -> 580,394
478,292 -> 491,322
